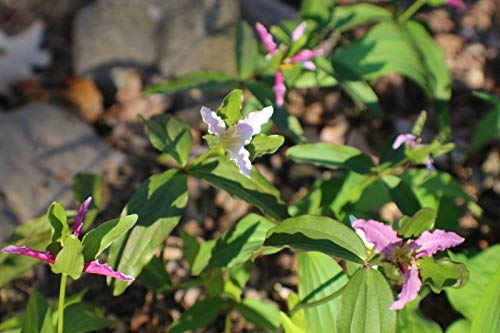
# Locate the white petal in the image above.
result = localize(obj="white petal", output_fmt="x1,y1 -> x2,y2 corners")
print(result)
228,146 -> 252,177
200,106 -> 226,136
237,106 -> 273,137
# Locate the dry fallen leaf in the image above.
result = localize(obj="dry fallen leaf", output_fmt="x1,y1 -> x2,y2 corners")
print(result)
0,20 -> 50,94
59,76 -> 103,123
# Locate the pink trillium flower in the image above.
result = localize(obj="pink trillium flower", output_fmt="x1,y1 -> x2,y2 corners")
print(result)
273,71 -> 286,107
201,105 -> 273,177
1,197 -> 134,281
352,219 -> 464,310
448,0 -> 466,10
392,133 -> 418,150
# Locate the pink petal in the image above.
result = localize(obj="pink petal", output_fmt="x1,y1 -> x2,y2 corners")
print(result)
447,0 -> 466,10
413,230 -> 464,259
255,22 -> 277,55
236,106 -> 273,142
72,197 -> 92,237
200,106 -> 226,136
425,157 -> 435,175
84,260 -> 134,281
228,145 -> 252,177
390,264 -> 422,310
273,71 -> 286,107
301,61 -> 316,71
290,49 -> 322,64
392,133 -> 417,150
291,21 -> 307,42
351,219 -> 402,259
2,245 -> 56,264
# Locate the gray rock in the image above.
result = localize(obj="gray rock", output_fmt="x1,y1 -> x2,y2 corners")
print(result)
0,103 -> 125,225
158,0 -> 239,77
73,0 -> 160,75
0,194 -> 19,245
240,0 -> 298,27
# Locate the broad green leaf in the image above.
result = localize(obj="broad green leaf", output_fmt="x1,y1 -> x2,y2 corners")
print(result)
470,268 -> 500,333
329,4 -> 392,32
217,89 -> 243,126
46,202 -> 69,253
51,235 -> 84,279
396,293 -> 442,333
297,252 -> 348,333
21,291 -> 53,333
469,106 -> 500,152
108,169 -> 188,295
287,143 -> 375,174
337,268 -> 396,333
445,319 -> 471,333
63,303 -> 114,333
236,21 -> 259,80
284,65 -> 338,89
397,208 -> 436,238
209,214 -> 275,268
280,312 -> 306,333
301,0 -> 335,23
140,114 -> 193,167
144,70 -> 238,95
287,291 -> 306,330
191,239 -> 216,276
247,134 -> 285,160
189,155 -> 287,220
180,230 -> 201,268
265,215 -> 367,263
446,245 -> 500,320
168,297 -> 229,333
0,216 -> 51,286
236,299 -> 281,332
419,257 -> 468,293
81,214 -> 138,262
137,256 -> 172,293
382,175 -> 421,216
72,173 -> 102,231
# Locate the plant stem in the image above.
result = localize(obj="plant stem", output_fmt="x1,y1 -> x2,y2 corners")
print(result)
224,311 -> 232,333
398,0 -> 427,24
290,285 -> 346,316
58,274 -> 67,333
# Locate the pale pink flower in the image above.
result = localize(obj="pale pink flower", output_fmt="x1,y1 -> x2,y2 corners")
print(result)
255,22 -> 277,57
273,71 -> 286,107
392,133 -> 418,150
291,21 -> 307,42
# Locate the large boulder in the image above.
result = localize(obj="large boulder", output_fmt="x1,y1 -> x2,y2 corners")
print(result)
0,103 -> 125,225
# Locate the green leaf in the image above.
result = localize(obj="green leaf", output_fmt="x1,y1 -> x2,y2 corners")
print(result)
329,4 -> 392,32
108,169 -> 188,295
144,70 -> 238,95
419,257 -> 468,293
236,299 -> 281,332
236,21 -> 259,80
81,214 -> 138,262
469,105 -> 500,152
411,111 -> 427,137
46,202 -> 69,254
140,114 -> 193,167
287,143 -> 375,174
297,252 -> 348,333
446,319 -> 471,333
63,303 -> 114,333
168,297 -> 229,333
470,268 -> 500,333
264,215 -> 367,263
51,235 -> 84,279
396,294 -> 442,333
191,239 -> 216,276
21,291 -> 53,333
217,89 -> 243,126
247,134 -> 285,160
382,175 -> 421,216
301,0 -> 335,23
280,312 -> 306,333
137,256 -> 172,293
189,155 -> 287,220
446,245 -> 500,320
72,173 -> 102,231
397,208 -> 436,238
337,268 -> 396,333
209,214 -> 275,268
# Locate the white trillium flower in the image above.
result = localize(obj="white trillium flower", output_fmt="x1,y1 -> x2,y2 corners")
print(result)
200,106 -> 273,177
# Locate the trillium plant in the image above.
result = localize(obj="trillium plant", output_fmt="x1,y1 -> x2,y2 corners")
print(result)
3,1 -> 497,333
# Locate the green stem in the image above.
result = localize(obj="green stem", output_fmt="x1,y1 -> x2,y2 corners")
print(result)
58,274 -> 67,333
224,311 -> 232,333
290,285 -> 346,316
398,0 -> 427,24
186,150 -> 214,171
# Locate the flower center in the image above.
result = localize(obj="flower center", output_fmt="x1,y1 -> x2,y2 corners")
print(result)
220,126 -> 245,149
390,241 -> 417,267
